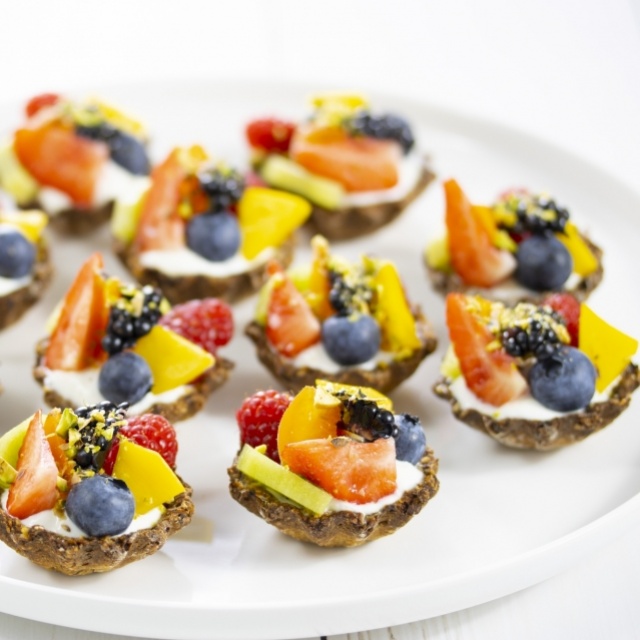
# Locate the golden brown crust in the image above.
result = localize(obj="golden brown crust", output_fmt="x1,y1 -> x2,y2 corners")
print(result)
245,308 -> 438,394
308,158 -> 435,241
112,235 -> 297,305
32,337 -> 234,422
433,363 -> 640,450
228,449 -> 439,547
0,485 -> 193,575
425,234 -> 604,304
0,237 -> 52,330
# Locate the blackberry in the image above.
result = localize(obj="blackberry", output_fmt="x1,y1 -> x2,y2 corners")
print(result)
102,285 -> 164,355
346,111 -> 415,154
507,194 -> 570,236
340,397 -> 398,441
327,269 -> 372,316
198,166 -> 245,212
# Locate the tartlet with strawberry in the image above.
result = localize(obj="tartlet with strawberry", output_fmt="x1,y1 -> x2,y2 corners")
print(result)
246,93 -> 434,240
433,292 -> 639,450
425,180 -> 604,303
33,253 -> 234,422
112,145 -> 311,304
229,381 -> 439,547
0,403 -> 193,575
246,235 -> 437,394
0,208 -> 52,330
0,93 -> 151,235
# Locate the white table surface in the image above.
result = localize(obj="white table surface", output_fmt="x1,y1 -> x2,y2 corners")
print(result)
0,1 -> 639,639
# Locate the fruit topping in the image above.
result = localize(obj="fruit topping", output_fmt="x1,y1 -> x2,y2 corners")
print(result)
346,112 -> 415,154
25,93 -> 61,118
159,298 -> 233,356
0,142 -> 39,205
528,346 -> 596,411
327,268 -> 371,317
542,292 -> 580,346
198,166 -> 245,211
339,395 -> 397,441
0,209 -> 48,242
237,389 -> 293,462
495,192 -> 569,236
315,380 -> 393,411
186,211 -> 241,262
555,222 -> 598,277
0,228 -> 35,278
0,457 -> 17,491
393,414 -> 426,465
246,118 -> 297,153
64,475 -> 135,537
0,416 -> 32,469
98,351 -> 153,406
514,235 -> 572,291
321,314 -> 381,366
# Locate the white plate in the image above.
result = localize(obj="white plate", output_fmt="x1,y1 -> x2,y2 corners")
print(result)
0,82 -> 639,640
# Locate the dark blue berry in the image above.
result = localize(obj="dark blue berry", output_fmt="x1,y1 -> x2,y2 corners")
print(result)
322,314 -> 381,366
528,346 -> 596,411
0,230 -> 35,278
98,352 -> 152,406
515,235 -> 572,291
348,112 -> 415,154
65,475 -> 134,537
186,212 -> 241,262
393,413 -> 426,464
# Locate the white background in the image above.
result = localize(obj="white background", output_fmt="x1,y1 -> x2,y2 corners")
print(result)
0,1 -> 639,639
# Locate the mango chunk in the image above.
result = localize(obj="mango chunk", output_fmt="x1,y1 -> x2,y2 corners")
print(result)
579,304 -> 638,392
0,142 -> 39,205
0,209 -> 47,242
315,380 -> 393,411
556,222 -> 598,277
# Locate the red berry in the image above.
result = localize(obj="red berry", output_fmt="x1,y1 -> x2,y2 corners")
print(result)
246,118 -> 296,153
542,292 -> 580,346
236,390 -> 292,462
103,414 -> 178,474
25,93 -> 61,118
159,298 -> 234,355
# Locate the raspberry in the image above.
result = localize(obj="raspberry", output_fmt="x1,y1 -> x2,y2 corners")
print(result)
236,390 -> 292,462
542,292 -> 580,346
245,118 -> 296,153
159,298 -> 233,355
103,414 -> 178,474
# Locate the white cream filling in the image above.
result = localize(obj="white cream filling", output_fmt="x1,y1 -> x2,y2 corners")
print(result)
42,367 -> 191,414
0,274 -> 30,296
1,491 -> 162,538
327,459 -> 423,515
469,272 -> 583,303
139,246 -> 274,278
288,342 -> 394,374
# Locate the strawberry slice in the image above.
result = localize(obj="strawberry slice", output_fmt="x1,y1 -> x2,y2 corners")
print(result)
25,93 -> 61,118
14,120 -> 109,206
134,149 -> 186,252
290,124 -> 400,192
44,253 -> 109,371
282,437 -> 397,504
444,179 -> 516,287
542,292 -> 580,346
446,293 -> 527,406
266,268 -> 321,358
246,118 -> 296,153
6,411 -> 60,520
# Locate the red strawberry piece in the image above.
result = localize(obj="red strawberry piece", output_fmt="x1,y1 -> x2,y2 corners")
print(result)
25,93 -> 61,118
236,390 -> 293,462
542,292 -> 580,346
159,298 -> 234,355
246,118 -> 296,153
103,414 -> 178,474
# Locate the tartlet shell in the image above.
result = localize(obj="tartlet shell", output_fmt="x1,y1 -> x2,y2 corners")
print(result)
31,201 -> 114,236
0,485 -> 193,575
33,337 -> 234,423
113,235 -> 296,305
308,158 -> 435,241
432,363 -> 640,450
0,237 -> 52,330
425,234 -> 604,304
245,308 -> 438,394
228,448 -> 439,547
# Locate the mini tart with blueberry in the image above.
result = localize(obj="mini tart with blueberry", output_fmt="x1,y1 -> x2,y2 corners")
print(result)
246,93 -> 435,241
433,292 -> 639,450
112,145 -> 311,305
424,180 -> 604,304
0,93 -> 151,235
0,404 -> 193,575
0,209 -> 52,330
33,252 -> 234,421
245,235 -> 437,394
229,381 -> 439,547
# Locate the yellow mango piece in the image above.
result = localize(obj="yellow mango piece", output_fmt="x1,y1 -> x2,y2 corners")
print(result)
306,235 -> 334,320
579,304 -> 638,392
372,261 -> 421,356
112,440 -> 185,516
87,97 -> 147,139
132,325 -> 214,394
315,379 -> 393,411
0,142 -> 39,205
238,187 -> 312,260
0,209 -> 47,242
556,222 -> 599,277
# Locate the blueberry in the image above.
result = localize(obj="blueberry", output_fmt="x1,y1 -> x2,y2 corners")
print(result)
0,230 -> 35,278
528,346 -> 596,411
515,235 -> 572,291
186,212 -> 241,262
322,314 -> 381,365
65,475 -> 134,537
98,351 -> 152,406
393,413 -> 426,464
